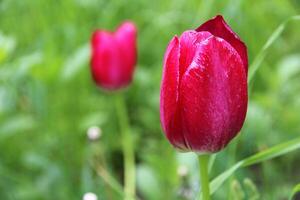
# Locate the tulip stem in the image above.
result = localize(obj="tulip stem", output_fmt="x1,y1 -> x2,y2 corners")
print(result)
114,94 -> 135,200
198,154 -> 211,200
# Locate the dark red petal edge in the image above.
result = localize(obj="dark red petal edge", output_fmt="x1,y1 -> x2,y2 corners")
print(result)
196,15 -> 248,74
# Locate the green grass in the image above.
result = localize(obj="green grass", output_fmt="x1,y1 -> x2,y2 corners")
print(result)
0,0 -> 300,199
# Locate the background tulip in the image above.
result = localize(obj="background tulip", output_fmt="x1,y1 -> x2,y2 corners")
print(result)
91,21 -> 138,199
160,15 -> 248,153
90,21 -> 137,90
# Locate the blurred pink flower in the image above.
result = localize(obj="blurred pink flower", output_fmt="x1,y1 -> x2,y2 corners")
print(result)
90,21 -> 137,90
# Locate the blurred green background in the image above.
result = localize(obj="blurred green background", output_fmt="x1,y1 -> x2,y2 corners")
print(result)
1,0 -> 300,199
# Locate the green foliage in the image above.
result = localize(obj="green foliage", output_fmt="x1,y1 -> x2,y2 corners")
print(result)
0,0 -> 300,200
205,137 -> 300,198
230,179 -> 245,200
243,178 -> 259,200
290,184 -> 300,200
248,15 -> 300,83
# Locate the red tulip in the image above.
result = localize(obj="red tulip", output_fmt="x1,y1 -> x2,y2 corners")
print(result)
90,21 -> 137,90
160,15 -> 248,153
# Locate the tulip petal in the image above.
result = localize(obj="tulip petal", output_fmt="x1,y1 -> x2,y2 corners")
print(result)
160,36 -> 189,150
180,36 -> 248,153
115,21 -> 137,85
196,15 -> 248,73
91,31 -> 123,89
179,31 -> 212,78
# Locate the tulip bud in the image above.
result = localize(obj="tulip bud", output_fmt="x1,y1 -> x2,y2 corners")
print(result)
90,21 -> 137,90
160,15 -> 248,153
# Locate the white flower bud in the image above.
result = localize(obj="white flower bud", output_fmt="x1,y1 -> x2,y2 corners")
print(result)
83,192 -> 98,200
87,126 -> 102,141
177,165 -> 189,177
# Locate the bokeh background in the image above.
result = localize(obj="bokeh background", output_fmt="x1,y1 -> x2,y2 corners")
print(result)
1,0 -> 300,199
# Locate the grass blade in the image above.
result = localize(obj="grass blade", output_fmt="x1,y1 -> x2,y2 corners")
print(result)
208,154 -> 217,173
289,183 -> 300,200
210,161 -> 243,195
248,15 -> 300,83
242,137 -> 300,167
207,137 -> 300,196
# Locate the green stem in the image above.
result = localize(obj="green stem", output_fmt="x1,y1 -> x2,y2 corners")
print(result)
198,154 -> 211,200
114,94 -> 135,200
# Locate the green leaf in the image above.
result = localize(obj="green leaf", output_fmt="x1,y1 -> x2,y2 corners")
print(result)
15,52 -> 43,78
0,32 -> 16,63
79,112 -> 108,131
200,137 -> 300,198
137,164 -> 162,200
242,137 -> 300,167
248,15 -> 300,83
61,44 -> 89,81
208,154 -> 216,173
289,183 -> 300,200
230,179 -> 245,200
277,54 -> 300,83
0,115 -> 36,139
243,178 -> 260,200
209,161 -> 243,195
0,52 -> 43,81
